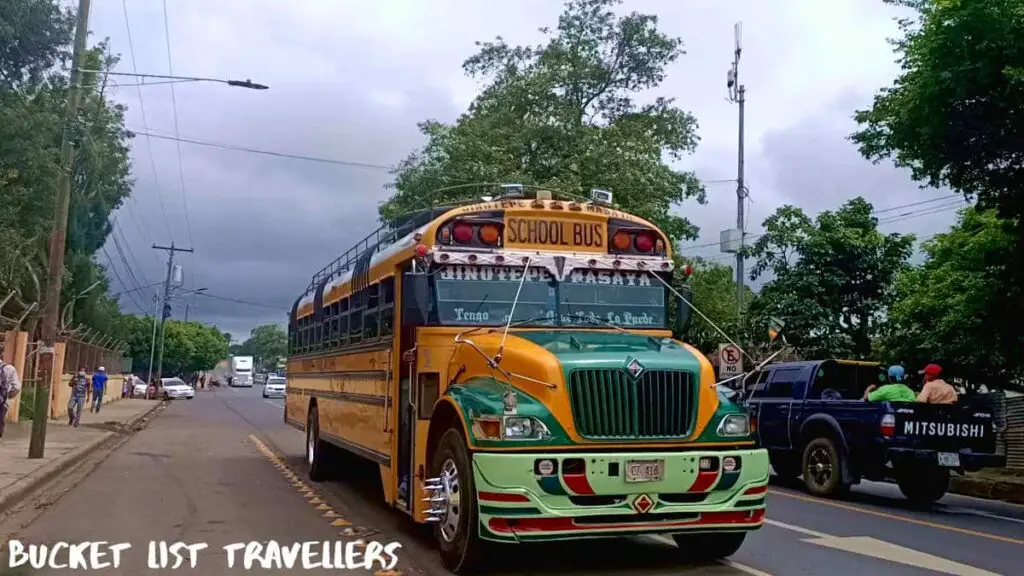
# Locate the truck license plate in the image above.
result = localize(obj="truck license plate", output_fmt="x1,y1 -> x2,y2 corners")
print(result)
937,452 -> 960,467
625,460 -> 664,483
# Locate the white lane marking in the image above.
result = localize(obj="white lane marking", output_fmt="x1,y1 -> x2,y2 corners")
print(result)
764,518 -> 829,538
718,560 -> 774,576
944,506 -> 1024,525
807,536 -> 999,576
766,518 -> 1000,575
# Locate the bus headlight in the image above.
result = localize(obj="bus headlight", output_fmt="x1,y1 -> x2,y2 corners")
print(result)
717,414 -> 750,437
473,416 -> 550,441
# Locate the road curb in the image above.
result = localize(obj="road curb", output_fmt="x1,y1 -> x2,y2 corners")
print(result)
950,475 -> 1024,505
0,400 -> 167,515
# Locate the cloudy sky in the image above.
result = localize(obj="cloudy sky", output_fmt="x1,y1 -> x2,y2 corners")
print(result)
88,0 -> 967,341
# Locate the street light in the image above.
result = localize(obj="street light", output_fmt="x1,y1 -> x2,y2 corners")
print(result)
77,70 -> 269,90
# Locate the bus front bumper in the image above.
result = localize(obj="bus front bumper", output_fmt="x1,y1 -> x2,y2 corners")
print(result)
472,448 -> 769,543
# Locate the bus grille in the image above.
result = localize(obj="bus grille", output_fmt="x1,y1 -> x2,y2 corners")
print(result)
568,369 -> 695,439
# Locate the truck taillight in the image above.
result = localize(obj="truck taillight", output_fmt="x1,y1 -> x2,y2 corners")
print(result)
881,414 -> 895,438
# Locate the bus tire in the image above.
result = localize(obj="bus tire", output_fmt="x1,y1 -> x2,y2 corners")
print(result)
306,405 -> 327,482
673,532 -> 746,561
431,428 -> 485,574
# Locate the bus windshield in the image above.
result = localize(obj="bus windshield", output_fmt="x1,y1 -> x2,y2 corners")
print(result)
434,265 -> 667,329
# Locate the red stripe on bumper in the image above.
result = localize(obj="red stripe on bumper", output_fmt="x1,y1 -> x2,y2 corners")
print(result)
743,485 -> 768,496
479,491 -> 531,503
688,470 -> 720,492
562,472 -> 595,495
488,508 -> 765,534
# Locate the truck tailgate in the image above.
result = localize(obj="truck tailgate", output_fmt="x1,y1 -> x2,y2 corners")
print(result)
892,403 -> 997,453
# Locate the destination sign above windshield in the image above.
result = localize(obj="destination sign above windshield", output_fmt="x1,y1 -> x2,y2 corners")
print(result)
505,216 -> 606,252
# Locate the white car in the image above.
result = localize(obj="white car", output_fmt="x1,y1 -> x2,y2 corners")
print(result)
160,377 -> 195,400
263,376 -> 287,398
131,377 -> 150,398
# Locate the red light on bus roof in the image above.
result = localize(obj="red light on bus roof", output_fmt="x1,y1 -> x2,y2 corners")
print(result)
453,223 -> 474,243
634,232 -> 654,253
415,244 -> 429,257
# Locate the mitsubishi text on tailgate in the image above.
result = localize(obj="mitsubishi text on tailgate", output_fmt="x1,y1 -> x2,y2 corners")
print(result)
744,359 -> 1005,503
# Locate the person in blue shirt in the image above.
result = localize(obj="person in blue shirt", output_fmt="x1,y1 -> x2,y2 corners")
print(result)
90,366 -> 108,414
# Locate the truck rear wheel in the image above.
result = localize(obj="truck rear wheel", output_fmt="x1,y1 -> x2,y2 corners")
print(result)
897,467 -> 949,504
674,532 -> 746,561
802,437 -> 847,497
430,428 -> 485,574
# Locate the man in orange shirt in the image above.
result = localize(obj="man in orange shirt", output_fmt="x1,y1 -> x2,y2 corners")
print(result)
917,363 -> 958,404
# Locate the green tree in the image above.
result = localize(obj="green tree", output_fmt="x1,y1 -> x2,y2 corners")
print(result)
381,0 -> 705,242
0,0 -> 75,90
246,324 -> 287,370
884,207 -> 1021,387
745,198 -> 915,359
673,256 -> 755,355
853,0 -> 1024,225
1,35 -> 134,335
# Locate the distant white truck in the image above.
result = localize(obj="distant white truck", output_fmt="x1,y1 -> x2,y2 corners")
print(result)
229,356 -> 254,387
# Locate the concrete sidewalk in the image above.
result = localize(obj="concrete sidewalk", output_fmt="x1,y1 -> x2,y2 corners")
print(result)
0,399 -> 162,513
950,468 -> 1024,504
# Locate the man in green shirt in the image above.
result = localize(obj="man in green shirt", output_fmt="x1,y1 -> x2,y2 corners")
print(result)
863,365 -> 917,402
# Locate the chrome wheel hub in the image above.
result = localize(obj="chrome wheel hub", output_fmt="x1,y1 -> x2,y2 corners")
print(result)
424,458 -> 461,542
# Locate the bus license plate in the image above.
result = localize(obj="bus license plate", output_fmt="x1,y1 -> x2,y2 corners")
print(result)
937,452 -> 960,467
625,460 -> 664,483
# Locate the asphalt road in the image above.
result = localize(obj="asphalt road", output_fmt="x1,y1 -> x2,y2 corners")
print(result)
4,386 -> 1022,575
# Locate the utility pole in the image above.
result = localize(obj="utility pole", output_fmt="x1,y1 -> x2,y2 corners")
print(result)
184,303 -> 190,322
29,0 -> 92,460
727,22 -> 747,322
146,292 -> 159,383
152,243 -> 192,380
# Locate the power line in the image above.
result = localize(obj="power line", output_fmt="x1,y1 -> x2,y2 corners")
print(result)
101,245 -> 145,311
194,292 -> 286,310
678,193 -> 964,253
121,0 -> 174,242
130,129 -> 398,171
160,0 -> 194,249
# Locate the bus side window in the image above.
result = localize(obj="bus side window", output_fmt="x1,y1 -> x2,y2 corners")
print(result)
418,373 -> 440,419
350,293 -> 363,345
339,298 -> 350,347
364,283 -> 380,341
380,278 -> 395,338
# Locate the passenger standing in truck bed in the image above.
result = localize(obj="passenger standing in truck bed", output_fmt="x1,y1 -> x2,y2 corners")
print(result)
917,363 -> 957,404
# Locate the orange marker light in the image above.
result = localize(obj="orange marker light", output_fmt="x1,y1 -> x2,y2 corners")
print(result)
612,231 -> 632,251
479,224 -> 500,245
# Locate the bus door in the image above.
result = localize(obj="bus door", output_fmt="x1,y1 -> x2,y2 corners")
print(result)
396,347 -> 416,512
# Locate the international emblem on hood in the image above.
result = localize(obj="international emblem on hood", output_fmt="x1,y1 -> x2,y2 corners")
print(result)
625,356 -> 645,379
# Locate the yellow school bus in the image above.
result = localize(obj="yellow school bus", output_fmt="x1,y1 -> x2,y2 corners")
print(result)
285,185 -> 768,572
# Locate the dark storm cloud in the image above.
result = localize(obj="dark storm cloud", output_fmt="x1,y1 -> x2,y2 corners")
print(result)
679,91 -> 965,266
88,0 -> 934,339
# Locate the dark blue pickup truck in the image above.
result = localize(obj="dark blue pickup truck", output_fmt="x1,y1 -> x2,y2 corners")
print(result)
742,359 -> 1005,503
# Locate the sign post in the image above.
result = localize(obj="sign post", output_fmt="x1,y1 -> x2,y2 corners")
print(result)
718,343 -> 744,379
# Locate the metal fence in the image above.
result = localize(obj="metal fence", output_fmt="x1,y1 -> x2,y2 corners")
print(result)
61,337 -> 130,374
17,341 -> 42,420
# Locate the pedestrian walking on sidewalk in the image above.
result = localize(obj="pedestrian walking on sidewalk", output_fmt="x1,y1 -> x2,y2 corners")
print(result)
90,366 -> 108,413
0,360 -> 22,440
69,369 -> 89,427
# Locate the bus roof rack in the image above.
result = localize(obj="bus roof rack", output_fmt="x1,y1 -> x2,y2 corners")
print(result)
304,183 -> 605,295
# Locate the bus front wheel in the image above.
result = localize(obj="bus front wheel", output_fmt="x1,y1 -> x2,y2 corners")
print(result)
306,405 -> 327,482
429,428 -> 485,574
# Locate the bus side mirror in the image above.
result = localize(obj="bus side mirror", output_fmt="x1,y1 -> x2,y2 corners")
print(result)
402,273 -> 431,325
675,286 -> 693,336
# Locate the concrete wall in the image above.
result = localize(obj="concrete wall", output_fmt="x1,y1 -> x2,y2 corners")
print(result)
3,331 -> 130,423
